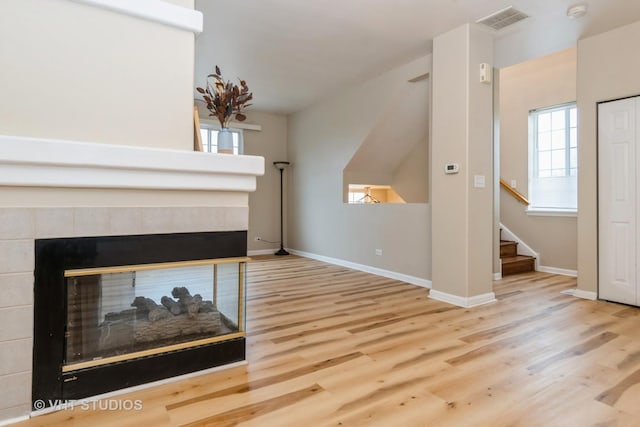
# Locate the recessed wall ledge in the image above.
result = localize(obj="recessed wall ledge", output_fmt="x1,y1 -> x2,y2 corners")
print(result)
0,135 -> 265,192
68,0 -> 204,34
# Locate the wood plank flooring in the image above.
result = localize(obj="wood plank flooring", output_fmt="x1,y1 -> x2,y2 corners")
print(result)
13,255 -> 640,426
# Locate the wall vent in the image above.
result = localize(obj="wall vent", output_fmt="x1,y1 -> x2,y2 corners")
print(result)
476,6 -> 528,31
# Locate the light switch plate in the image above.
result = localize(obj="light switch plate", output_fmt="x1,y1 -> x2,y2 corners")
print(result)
474,175 -> 486,188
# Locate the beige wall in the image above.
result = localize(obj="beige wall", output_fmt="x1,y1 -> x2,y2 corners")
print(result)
243,112 -> 288,252
194,105 -> 288,252
0,187 -> 247,208
466,25 -> 495,297
432,26 -> 469,295
384,187 -> 406,204
0,0 -> 195,150
392,138 -> 428,203
493,70 -> 501,275
431,24 -> 494,299
343,152 -> 428,205
288,55 -> 432,280
342,77 -> 429,204
499,47 -> 577,270
577,20 -> 640,293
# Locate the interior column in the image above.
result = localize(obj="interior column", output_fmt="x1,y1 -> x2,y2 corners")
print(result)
430,23 -> 496,307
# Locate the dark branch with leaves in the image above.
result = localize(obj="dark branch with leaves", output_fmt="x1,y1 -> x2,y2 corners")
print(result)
196,65 -> 253,128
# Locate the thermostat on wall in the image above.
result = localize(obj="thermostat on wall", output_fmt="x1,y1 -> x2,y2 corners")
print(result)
445,163 -> 459,174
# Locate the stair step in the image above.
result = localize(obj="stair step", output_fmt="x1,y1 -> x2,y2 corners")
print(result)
501,255 -> 535,276
500,240 -> 518,258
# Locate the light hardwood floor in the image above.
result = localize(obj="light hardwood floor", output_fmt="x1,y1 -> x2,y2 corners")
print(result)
13,255 -> 640,426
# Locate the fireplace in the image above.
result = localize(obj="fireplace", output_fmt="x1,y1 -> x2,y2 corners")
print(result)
0,134 -> 264,422
33,231 -> 248,407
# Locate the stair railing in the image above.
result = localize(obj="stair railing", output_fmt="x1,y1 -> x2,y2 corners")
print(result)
499,179 -> 530,206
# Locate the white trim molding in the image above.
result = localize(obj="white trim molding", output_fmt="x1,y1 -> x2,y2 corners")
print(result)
0,135 -> 264,192
0,416 -> 29,427
560,288 -> 597,301
493,272 -> 503,280
288,249 -> 432,289
429,290 -> 497,308
69,0 -> 204,33
526,208 -> 577,217
538,265 -> 578,277
247,249 -> 279,256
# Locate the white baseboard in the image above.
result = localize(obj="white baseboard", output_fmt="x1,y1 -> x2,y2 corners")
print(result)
247,249 -> 278,256
538,266 -> 578,277
288,249 -> 432,288
429,289 -> 497,308
560,288 -> 597,300
0,415 -> 29,427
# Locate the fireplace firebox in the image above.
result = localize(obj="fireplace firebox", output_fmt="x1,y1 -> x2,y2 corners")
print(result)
33,231 -> 247,408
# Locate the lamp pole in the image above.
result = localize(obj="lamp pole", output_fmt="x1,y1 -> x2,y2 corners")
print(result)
273,161 -> 290,256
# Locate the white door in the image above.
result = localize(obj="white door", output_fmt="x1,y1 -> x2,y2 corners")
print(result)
598,97 -> 639,305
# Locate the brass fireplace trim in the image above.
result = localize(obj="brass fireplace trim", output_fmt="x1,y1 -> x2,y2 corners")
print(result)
62,331 -> 246,373
238,263 -> 245,331
64,256 -> 251,277
62,257 -> 249,373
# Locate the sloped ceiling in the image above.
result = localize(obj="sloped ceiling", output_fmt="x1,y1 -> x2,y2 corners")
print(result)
195,0 -> 640,114
344,79 -> 429,177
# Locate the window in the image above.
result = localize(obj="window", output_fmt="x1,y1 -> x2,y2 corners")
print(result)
347,185 -> 405,204
529,103 -> 577,213
199,126 -> 244,155
348,190 -> 366,204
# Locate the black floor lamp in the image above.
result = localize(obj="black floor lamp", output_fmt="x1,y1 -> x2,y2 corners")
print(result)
273,161 -> 290,256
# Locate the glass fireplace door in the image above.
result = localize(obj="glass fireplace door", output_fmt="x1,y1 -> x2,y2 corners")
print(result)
63,257 -> 248,372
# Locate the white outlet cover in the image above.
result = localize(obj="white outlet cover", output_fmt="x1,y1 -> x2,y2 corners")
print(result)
474,175 -> 486,188
375,249 -> 383,256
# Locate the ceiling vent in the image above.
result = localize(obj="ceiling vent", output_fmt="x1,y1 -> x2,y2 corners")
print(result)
476,6 -> 529,31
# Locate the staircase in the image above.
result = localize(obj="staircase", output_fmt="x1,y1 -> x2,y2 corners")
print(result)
500,239 -> 536,276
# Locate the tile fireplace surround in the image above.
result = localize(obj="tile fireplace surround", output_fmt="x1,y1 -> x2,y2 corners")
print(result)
0,135 -> 264,423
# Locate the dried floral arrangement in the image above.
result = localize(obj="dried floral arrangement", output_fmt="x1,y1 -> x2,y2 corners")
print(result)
196,65 -> 253,128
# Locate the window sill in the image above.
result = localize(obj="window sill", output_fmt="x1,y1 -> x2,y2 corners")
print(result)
526,208 -> 577,217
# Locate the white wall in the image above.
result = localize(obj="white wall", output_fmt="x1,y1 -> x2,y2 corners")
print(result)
287,56 -> 432,280
0,0 -> 195,150
499,48 -> 578,270
577,20 -> 640,293
165,0 -> 194,7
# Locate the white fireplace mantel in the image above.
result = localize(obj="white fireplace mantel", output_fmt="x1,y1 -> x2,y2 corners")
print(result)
69,0 -> 204,34
0,135 -> 265,192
